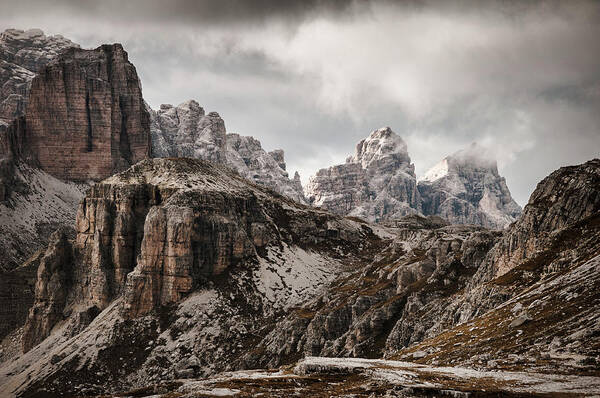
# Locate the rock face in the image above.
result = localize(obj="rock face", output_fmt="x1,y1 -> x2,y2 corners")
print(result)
20,158 -> 369,354
0,28 -> 78,125
149,101 -> 226,163
150,100 -> 306,203
418,143 -> 522,229
307,130 -> 520,228
489,158 -> 600,277
306,127 -> 421,222
10,43 -> 151,181
22,228 -> 73,352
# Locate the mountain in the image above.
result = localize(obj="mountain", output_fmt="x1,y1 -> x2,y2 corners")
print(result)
306,127 -> 422,221
418,143 -> 522,229
1,157 -> 598,397
307,128 -> 521,228
0,157 -> 379,396
150,100 -> 307,203
0,28 -> 78,126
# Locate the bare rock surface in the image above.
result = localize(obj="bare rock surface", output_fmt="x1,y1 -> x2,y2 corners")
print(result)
418,143 -> 522,229
150,100 -> 306,203
306,127 -> 421,222
0,28 -> 78,125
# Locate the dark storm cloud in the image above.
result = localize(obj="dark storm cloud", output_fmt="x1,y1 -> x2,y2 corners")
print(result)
2,0 -> 359,26
1,0 -> 599,206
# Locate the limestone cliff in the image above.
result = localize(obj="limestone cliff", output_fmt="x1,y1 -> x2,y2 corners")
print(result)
149,100 -> 307,203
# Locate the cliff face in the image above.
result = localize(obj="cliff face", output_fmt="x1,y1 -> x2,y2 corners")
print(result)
21,158 -> 370,352
149,100 -> 307,203
306,127 -> 421,222
16,43 -> 151,181
0,28 -> 78,126
418,144 -> 522,229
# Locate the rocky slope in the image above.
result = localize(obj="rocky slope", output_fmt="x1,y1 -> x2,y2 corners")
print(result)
306,127 -> 422,222
150,100 -> 306,203
418,143 -> 522,229
245,159 -> 599,376
1,158 -> 597,397
0,28 -> 78,126
0,157 -> 378,396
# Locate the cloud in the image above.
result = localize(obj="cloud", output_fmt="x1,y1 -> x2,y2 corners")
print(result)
1,0 -> 599,206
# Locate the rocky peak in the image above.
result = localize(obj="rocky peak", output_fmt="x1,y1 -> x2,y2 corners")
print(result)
150,99 -> 307,203
150,99 -> 226,163
306,127 -> 421,222
0,28 -> 78,125
350,127 -> 411,171
418,143 -> 521,229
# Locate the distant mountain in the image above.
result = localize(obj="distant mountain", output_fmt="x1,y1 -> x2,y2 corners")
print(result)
418,143 -> 522,229
306,127 -> 422,221
306,128 -> 521,228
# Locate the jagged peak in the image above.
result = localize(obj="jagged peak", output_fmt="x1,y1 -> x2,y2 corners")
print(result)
349,127 -> 410,169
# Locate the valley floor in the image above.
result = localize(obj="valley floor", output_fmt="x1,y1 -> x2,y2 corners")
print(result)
106,357 -> 600,397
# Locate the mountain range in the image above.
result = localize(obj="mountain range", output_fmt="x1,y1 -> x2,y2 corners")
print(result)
0,28 -> 598,397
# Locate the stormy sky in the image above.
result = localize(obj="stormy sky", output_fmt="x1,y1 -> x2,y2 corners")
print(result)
2,0 -> 600,205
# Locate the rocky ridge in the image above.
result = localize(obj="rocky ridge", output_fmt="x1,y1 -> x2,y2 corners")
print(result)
307,129 -> 521,228
150,100 -> 306,203
243,159 -> 599,375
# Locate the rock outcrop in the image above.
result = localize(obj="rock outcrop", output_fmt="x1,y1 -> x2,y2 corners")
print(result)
149,100 -> 307,203
0,28 -> 77,125
489,158 -> 600,277
20,158 -> 370,354
306,127 -> 421,222
149,100 -> 226,163
418,143 -> 522,229
10,43 -> 151,181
